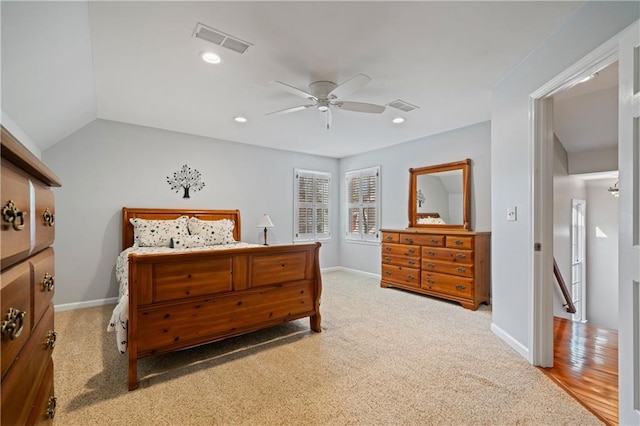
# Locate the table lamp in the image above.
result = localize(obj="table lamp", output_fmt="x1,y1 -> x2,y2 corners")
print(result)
257,214 -> 275,245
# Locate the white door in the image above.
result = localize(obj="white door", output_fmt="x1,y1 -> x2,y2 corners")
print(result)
571,199 -> 586,323
617,19 -> 640,425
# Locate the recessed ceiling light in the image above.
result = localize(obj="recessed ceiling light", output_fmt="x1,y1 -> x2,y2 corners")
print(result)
234,116 -> 247,123
200,51 -> 221,64
392,117 -> 405,124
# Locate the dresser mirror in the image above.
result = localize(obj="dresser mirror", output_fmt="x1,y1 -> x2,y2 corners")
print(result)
408,159 -> 470,229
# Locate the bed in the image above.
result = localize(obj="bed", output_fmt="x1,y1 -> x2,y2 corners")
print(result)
416,212 -> 446,225
111,208 -> 322,390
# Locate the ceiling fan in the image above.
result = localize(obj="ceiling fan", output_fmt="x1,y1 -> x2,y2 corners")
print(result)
266,74 -> 385,130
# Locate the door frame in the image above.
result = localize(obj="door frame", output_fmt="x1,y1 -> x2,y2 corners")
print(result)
571,198 -> 587,323
529,35 -> 619,366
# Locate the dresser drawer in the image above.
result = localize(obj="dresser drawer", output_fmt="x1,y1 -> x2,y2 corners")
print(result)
445,236 -> 474,250
30,248 -> 55,325
422,259 -> 474,278
398,233 -> 444,247
382,264 -> 420,288
26,359 -> 55,425
381,232 -> 399,243
1,261 -> 32,378
422,272 -> 473,299
382,243 -> 420,258
33,183 -> 55,254
422,246 -> 473,264
1,303 -> 54,426
382,254 -> 420,268
1,161 -> 32,269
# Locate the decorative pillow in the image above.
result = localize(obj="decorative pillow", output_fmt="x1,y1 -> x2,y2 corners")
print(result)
130,216 -> 189,247
417,217 -> 446,225
170,235 -> 206,249
187,217 -> 236,245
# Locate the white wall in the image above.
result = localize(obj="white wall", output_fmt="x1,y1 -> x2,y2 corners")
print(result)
43,119 -> 340,305
1,111 -> 41,158
339,121 -> 491,275
552,139 -> 587,320
568,147 -> 618,175
491,2 -> 638,357
586,179 -> 618,330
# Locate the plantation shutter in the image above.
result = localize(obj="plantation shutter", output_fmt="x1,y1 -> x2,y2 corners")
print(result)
294,169 -> 331,242
346,166 -> 380,242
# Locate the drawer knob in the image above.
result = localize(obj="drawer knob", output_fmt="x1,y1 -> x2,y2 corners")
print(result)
427,251 -> 435,256
42,273 -> 55,292
46,396 -> 57,419
407,275 -> 415,281
43,207 -> 55,226
456,284 -> 467,291
404,237 -> 413,244
1,307 -> 26,340
427,278 -> 435,284
456,267 -> 466,273
430,238 -> 439,244
408,260 -> 415,265
2,200 -> 26,231
455,253 -> 466,260
384,256 -> 391,262
454,240 -> 463,246
46,330 -> 57,349
386,236 -> 393,241
385,271 -> 391,276
385,246 -> 392,251
407,249 -> 415,254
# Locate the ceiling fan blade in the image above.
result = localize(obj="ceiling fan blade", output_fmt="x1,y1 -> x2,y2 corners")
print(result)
320,108 -> 332,130
333,101 -> 385,114
266,104 -> 315,116
270,81 -> 318,101
328,74 -> 372,100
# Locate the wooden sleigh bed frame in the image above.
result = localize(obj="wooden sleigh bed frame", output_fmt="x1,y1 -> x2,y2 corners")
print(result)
122,208 -> 322,390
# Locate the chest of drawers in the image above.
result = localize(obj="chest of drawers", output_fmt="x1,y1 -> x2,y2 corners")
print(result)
381,228 -> 490,310
1,126 -> 61,424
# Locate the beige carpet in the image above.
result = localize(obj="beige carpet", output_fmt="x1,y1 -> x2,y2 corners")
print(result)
53,271 -> 601,425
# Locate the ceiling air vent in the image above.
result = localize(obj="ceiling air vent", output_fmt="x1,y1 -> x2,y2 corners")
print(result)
193,23 -> 253,54
387,99 -> 419,112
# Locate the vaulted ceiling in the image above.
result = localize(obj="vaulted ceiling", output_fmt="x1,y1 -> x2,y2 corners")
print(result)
3,1 -> 591,158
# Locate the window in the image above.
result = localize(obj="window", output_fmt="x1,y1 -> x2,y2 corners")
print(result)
294,169 -> 331,242
346,166 -> 380,242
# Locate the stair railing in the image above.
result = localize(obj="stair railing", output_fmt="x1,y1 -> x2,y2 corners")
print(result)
553,258 -> 576,314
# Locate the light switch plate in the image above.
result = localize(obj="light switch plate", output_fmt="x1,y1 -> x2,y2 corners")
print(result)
507,206 -> 517,221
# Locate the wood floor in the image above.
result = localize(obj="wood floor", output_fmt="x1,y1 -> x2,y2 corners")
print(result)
540,317 -> 618,425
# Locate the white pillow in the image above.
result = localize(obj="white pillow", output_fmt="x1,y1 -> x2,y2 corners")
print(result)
187,217 -> 236,245
130,216 -> 189,247
417,217 -> 446,225
170,235 -> 205,249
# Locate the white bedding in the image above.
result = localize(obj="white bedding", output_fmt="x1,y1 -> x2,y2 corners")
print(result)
107,242 -> 259,354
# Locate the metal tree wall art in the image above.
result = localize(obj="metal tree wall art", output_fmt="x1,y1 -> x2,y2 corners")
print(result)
167,164 -> 205,198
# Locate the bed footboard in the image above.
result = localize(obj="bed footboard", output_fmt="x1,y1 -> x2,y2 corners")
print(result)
127,242 -> 321,390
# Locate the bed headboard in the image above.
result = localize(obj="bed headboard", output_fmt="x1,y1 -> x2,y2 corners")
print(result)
417,212 -> 440,219
121,208 -> 242,251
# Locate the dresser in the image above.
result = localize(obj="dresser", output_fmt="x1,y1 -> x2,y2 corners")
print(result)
1,126 -> 61,424
380,228 -> 490,310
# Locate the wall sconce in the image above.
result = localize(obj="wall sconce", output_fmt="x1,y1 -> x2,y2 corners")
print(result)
257,214 -> 275,245
417,189 -> 425,207
608,181 -> 619,197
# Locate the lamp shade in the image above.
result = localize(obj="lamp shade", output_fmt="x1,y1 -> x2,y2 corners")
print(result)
257,214 -> 275,228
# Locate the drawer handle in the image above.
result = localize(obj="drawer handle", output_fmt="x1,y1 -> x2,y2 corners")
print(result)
43,207 -> 55,226
46,330 -> 57,349
456,267 -> 466,273
385,246 -> 392,251
407,249 -> 416,254
454,240 -> 463,246
42,273 -> 55,292
407,275 -> 415,281
427,251 -> 435,256
456,284 -> 467,291
426,278 -> 435,284
2,200 -> 26,231
426,263 -> 435,268
46,396 -> 57,419
384,256 -> 391,262
404,237 -> 413,244
1,308 -> 26,340
385,271 -> 391,276
385,236 -> 393,241
430,238 -> 439,244
408,260 -> 415,265
455,253 -> 466,260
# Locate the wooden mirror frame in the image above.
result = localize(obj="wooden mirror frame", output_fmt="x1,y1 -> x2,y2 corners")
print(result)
408,159 -> 471,229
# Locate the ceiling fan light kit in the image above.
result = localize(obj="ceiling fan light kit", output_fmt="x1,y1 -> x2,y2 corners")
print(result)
267,73 -> 386,129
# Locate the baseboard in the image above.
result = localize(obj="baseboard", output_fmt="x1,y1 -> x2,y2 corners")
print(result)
490,322 -> 530,361
322,266 -> 380,280
54,297 -> 118,312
